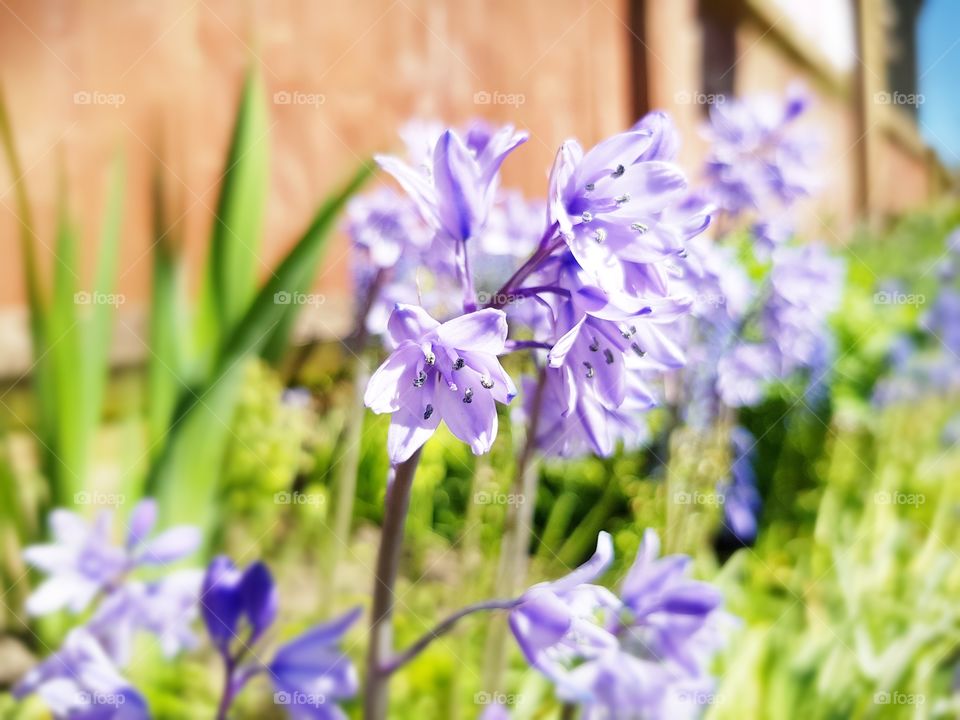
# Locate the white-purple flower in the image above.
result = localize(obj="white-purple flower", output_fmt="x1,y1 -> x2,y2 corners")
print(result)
547,128 -> 692,285
508,532 -> 620,686
763,242 -> 845,374
364,304 -> 516,462
87,570 -> 203,665
376,123 -> 527,245
22,499 -> 200,617
704,85 -> 816,217
13,628 -> 150,719
507,530 -> 731,718
528,367 -> 657,458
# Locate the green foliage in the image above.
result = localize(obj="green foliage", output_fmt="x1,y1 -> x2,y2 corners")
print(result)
0,90 -> 126,509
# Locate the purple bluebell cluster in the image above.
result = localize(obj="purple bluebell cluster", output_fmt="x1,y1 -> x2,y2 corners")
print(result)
15,499 -> 201,718
201,557 -> 361,720
361,112 -> 711,461
507,531 -> 731,718
703,85 -> 815,230
675,91 -> 844,427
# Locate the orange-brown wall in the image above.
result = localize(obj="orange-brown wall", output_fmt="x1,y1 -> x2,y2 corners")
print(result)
0,0 -> 634,314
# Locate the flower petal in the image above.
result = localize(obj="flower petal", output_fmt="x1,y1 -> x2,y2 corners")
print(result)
435,370 -> 498,455
386,374 -> 440,464
435,309 -> 509,354
386,304 -> 440,347
138,526 -> 201,565
240,561 -> 278,645
200,556 -> 243,651
126,499 -> 157,549
549,531 -> 614,592
433,129 -> 483,241
364,344 -> 423,414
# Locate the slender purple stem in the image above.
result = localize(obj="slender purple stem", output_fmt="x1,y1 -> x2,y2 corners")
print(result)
364,449 -> 424,720
459,239 -> 478,312
215,657 -> 237,720
486,225 -> 563,309
379,598 -> 522,675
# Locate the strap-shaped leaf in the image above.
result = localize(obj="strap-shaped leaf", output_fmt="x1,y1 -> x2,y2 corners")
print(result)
148,162 -> 372,535
208,67 -> 270,338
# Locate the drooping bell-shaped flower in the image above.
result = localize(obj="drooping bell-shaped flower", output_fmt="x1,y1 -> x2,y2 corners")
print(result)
364,304 -> 516,462
547,131 -> 691,283
268,606 -> 363,718
376,124 -> 527,245
200,557 -> 278,655
704,85 -> 816,216
618,530 -> 727,678
508,533 -> 620,685
199,556 -> 361,720
22,499 -> 200,617
14,628 -> 150,719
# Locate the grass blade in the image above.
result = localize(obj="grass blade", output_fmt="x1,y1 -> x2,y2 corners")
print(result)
146,162 -> 188,460
48,172 -> 83,504
74,155 -> 125,494
0,86 -> 56,512
202,68 -> 269,354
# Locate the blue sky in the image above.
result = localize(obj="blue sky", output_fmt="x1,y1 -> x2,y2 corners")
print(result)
918,0 -> 960,167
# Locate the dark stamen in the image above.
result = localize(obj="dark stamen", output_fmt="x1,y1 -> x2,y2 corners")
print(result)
480,376 -> 494,389
413,371 -> 426,388
603,349 -> 615,365
462,387 -> 474,404
631,342 -> 646,357
588,337 -> 600,352
453,357 -> 465,371
423,404 -> 434,420
583,361 -> 595,379
611,164 -> 625,178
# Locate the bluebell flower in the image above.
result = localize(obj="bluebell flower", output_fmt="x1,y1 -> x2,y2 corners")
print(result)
86,569 -> 204,665
547,128 -> 692,284
23,499 -> 200,617
526,367 -> 657,458
200,557 -> 362,720
619,530 -> 725,674
14,628 -> 150,719
763,242 -> 845,374
376,124 -> 527,245
201,556 -> 278,653
347,187 -> 432,271
364,304 -> 516,462
704,86 -> 815,216
508,531 -> 731,719
508,532 -> 620,686
715,343 -> 777,408
268,607 -> 363,719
